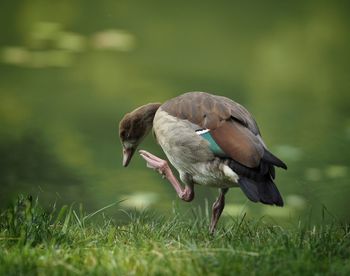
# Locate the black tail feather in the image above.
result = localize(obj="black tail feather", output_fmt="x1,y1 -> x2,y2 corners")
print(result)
263,150 -> 287,170
260,161 -> 270,176
257,179 -> 284,206
229,151 -> 285,206
269,165 -> 276,179
238,177 -> 259,202
238,177 -> 284,206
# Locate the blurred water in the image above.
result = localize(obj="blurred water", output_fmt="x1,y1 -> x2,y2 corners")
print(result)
0,0 -> 349,222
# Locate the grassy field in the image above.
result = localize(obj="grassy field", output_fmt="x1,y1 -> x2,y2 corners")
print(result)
1,196 -> 349,275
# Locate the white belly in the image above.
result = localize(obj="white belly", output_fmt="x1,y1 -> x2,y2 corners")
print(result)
187,161 -> 239,188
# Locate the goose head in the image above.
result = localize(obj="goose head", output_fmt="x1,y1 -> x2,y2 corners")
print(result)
119,103 -> 161,167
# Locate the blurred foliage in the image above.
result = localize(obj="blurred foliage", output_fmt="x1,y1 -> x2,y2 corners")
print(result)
0,0 -> 349,222
0,132 -> 84,206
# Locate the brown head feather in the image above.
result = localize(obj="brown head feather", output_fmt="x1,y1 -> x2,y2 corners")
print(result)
119,103 -> 161,166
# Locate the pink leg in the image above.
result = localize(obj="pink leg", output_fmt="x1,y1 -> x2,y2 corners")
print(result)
139,150 -> 194,202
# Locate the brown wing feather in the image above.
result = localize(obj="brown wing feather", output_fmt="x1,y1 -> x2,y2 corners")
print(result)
210,121 -> 264,168
162,92 -> 259,133
161,92 -> 265,167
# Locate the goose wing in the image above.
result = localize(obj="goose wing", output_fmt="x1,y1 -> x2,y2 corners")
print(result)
161,92 -> 286,169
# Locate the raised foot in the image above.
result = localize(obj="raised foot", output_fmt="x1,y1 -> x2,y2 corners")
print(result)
139,150 -> 169,176
139,149 -> 194,203
180,188 -> 194,202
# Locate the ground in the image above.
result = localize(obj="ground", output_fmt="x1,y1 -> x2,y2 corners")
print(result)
0,196 -> 349,275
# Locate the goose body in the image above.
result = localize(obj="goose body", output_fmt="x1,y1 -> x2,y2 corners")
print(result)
153,92 -> 286,203
154,108 -> 239,188
119,91 -> 287,233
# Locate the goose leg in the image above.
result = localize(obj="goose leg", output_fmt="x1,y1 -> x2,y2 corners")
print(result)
209,188 -> 228,234
139,150 -> 194,202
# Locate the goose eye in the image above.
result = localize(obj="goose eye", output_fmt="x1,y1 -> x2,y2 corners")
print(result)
120,130 -> 126,139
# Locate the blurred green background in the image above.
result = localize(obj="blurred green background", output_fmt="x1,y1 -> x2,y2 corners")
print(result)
1,0 -> 349,222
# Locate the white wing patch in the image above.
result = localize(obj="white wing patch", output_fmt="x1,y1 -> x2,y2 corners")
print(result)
222,165 -> 239,183
196,129 -> 210,135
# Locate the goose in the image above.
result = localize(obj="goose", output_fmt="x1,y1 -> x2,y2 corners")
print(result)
119,91 -> 287,233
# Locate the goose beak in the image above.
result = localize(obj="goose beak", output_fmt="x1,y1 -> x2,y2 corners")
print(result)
122,147 -> 135,167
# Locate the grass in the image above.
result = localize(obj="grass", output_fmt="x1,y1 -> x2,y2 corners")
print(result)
0,196 -> 350,275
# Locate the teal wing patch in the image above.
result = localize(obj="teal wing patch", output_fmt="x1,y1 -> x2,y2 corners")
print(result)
200,131 -> 226,157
